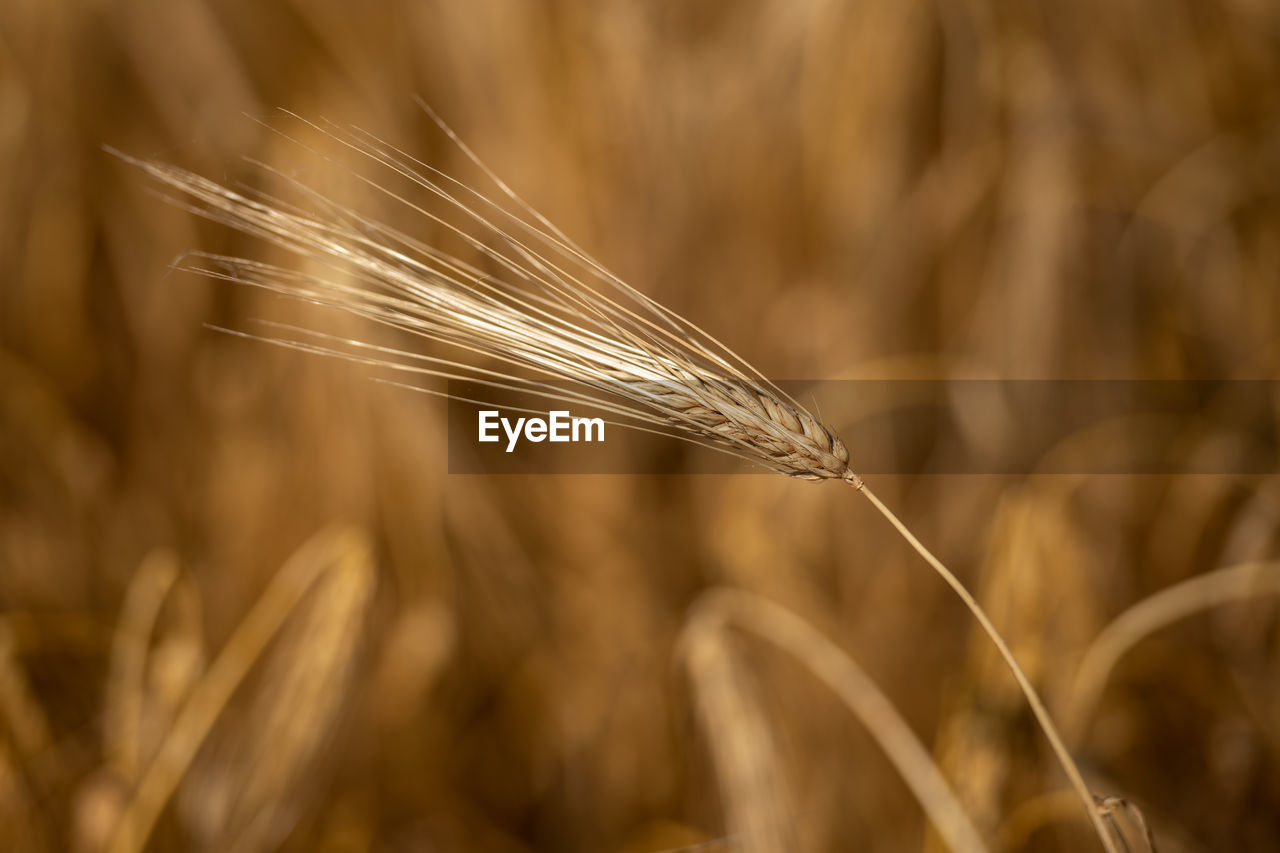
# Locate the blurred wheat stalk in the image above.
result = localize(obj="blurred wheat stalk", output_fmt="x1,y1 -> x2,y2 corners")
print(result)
83,528 -> 375,853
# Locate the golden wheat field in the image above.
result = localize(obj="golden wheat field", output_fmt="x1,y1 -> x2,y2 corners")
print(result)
3,1 -> 1280,851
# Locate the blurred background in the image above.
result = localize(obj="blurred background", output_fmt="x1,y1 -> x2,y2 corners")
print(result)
2,0 -> 1279,850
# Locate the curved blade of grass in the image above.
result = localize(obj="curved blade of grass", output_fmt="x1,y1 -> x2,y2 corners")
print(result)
1067,559 -> 1280,741
681,588 -> 990,853
106,526 -> 373,853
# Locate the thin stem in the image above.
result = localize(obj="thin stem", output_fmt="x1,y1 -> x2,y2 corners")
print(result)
853,482 -> 1118,853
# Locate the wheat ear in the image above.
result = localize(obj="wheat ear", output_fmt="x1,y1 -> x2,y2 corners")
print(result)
114,109 -> 1116,852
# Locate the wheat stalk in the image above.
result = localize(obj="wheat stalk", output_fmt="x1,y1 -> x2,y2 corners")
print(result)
113,108 -> 1117,852
105,527 -> 373,853
108,114 -> 853,483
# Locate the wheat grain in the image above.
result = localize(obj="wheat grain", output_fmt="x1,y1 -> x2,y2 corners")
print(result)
109,119 -> 855,483
114,110 -> 1118,852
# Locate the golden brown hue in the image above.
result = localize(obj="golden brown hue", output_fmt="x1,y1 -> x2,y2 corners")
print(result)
1,1 -> 1279,852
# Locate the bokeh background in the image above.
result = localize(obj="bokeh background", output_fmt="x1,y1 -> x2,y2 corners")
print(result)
2,1 -> 1280,850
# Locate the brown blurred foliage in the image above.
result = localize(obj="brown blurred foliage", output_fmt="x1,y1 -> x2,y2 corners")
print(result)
2,1 -> 1280,851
